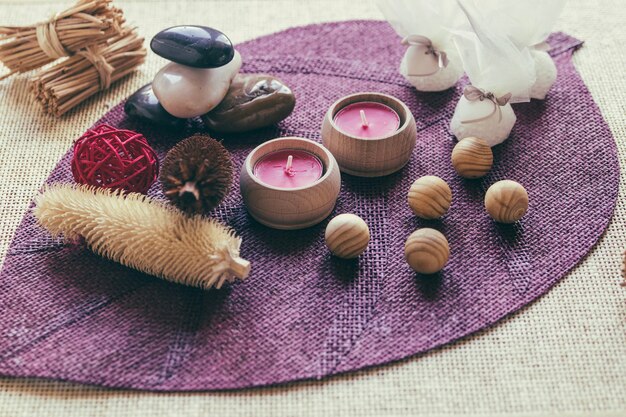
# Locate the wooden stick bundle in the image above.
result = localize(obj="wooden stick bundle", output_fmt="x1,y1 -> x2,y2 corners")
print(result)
0,0 -> 124,78
31,29 -> 146,116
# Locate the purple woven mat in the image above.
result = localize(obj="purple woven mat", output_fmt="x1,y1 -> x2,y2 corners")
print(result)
0,21 -> 619,391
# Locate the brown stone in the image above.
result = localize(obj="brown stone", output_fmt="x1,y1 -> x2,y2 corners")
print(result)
203,73 -> 295,133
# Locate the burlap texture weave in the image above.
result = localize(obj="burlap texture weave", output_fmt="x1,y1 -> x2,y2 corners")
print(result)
0,0 -> 625,416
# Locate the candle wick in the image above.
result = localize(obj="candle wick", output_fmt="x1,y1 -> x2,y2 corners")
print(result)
360,109 -> 369,128
284,155 -> 295,176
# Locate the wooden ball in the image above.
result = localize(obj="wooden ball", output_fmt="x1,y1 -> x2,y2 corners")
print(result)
404,228 -> 449,274
485,180 -> 529,223
325,214 -> 370,259
451,137 -> 493,179
407,175 -> 452,219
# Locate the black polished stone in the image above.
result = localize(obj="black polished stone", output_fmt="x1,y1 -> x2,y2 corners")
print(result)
150,25 -> 234,68
124,83 -> 185,128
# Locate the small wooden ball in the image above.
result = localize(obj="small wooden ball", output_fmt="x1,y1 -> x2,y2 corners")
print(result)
485,180 -> 529,223
451,137 -> 493,179
407,175 -> 452,219
325,214 -> 370,259
404,228 -> 449,274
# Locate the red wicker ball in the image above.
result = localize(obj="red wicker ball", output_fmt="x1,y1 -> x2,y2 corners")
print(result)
71,124 -> 159,194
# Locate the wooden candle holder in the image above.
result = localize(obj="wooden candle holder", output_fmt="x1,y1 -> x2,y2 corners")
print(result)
321,92 -> 417,177
240,137 -> 341,230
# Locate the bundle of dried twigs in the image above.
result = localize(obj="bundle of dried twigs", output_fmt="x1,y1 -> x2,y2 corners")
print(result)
31,29 -> 146,116
0,0 -> 124,79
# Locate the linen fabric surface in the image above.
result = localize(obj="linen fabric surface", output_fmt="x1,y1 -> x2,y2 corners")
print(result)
0,19 -> 619,392
0,0 -> 625,416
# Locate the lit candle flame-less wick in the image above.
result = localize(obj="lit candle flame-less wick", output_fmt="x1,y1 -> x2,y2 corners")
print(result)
360,109 -> 369,128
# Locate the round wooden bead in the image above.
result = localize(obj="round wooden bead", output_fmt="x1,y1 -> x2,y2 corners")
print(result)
325,214 -> 370,259
451,136 -> 493,179
407,175 -> 452,219
404,228 -> 449,274
484,180 -> 529,223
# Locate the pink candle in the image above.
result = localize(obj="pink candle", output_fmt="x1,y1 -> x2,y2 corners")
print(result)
333,101 -> 401,139
253,149 -> 324,188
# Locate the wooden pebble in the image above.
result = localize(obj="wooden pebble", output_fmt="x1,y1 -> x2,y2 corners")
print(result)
404,228 -> 449,274
325,214 -> 370,259
485,180 -> 529,223
407,175 -> 452,219
451,136 -> 493,179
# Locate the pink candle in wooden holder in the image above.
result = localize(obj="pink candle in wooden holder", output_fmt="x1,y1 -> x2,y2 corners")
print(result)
333,101 -> 400,139
321,92 -> 417,177
253,149 -> 324,189
240,137 -> 341,230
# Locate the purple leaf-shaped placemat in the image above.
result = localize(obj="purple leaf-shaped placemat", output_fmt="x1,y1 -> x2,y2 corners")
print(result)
0,22 -> 619,390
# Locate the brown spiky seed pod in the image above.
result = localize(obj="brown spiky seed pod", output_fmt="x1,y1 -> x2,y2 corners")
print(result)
161,134 -> 233,214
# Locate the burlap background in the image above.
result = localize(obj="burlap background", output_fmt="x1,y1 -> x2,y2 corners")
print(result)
0,0 -> 624,416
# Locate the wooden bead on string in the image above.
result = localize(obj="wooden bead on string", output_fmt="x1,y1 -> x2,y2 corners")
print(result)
404,228 -> 449,274
324,214 -> 370,259
484,180 -> 529,223
451,136 -> 493,179
407,175 -> 452,219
